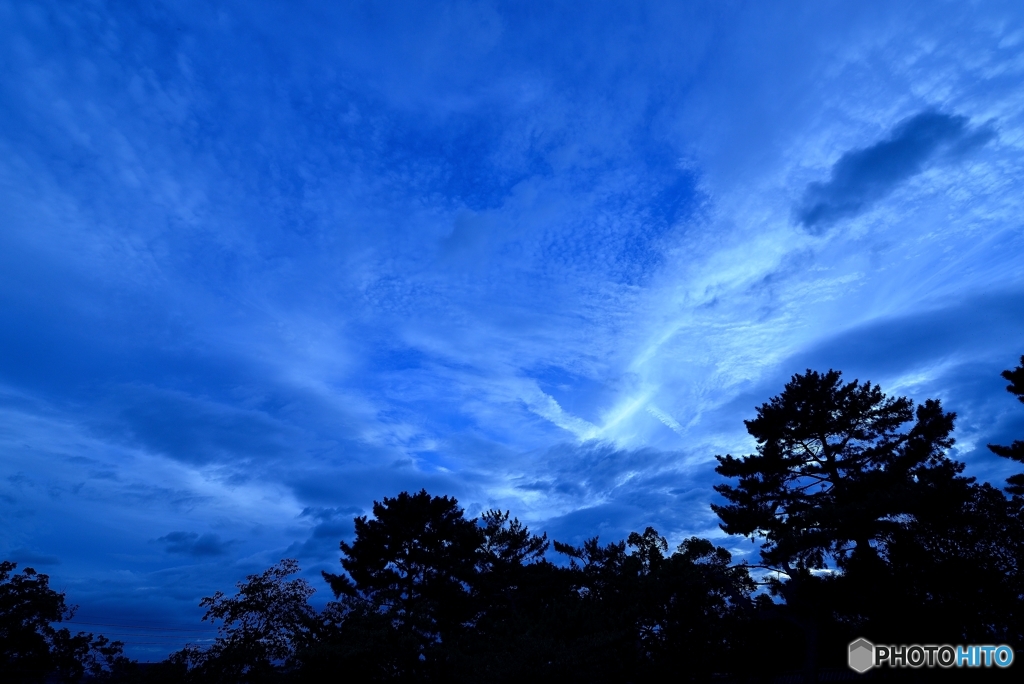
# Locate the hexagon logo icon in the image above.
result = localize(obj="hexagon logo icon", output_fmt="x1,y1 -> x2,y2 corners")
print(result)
848,638 -> 874,673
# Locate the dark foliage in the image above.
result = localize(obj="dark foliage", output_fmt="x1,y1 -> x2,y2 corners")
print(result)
713,367 -> 1024,681
307,490 -> 756,682
317,489 -> 484,679
712,369 -> 960,575
170,559 -> 317,684
0,561 -> 131,683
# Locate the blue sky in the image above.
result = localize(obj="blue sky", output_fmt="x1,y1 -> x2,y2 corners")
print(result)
2,0 -> 1024,659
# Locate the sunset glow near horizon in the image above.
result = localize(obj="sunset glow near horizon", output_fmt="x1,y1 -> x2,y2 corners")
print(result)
2,0 -> 1024,659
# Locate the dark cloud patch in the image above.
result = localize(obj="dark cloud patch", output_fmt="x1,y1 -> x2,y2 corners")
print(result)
285,506 -> 363,560
540,481 -> 725,552
156,531 -> 235,557
438,211 -> 503,263
300,505 -> 364,526
514,479 -> 554,492
647,172 -> 699,229
701,289 -> 1024,436
529,365 -> 614,427
902,358 -> 1024,488
791,290 -> 1024,379
542,502 -> 640,549
795,110 -> 995,232
700,292 -> 1024,485
109,388 -> 293,466
536,441 -> 675,495
611,171 -> 702,286
286,464 -> 471,508
5,548 -> 61,566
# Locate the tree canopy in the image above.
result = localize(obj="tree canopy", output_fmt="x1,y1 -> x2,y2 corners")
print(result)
712,369 -> 961,574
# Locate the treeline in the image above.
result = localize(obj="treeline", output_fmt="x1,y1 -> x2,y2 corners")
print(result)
4,359 -> 1024,682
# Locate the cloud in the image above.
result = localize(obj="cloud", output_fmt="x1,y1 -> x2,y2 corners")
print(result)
697,288 -> 1024,429
510,441 -> 726,546
284,506 -> 363,560
108,387 -> 295,466
795,110 -> 995,232
790,289 -> 1024,379
156,531 -> 236,557
4,548 -> 61,566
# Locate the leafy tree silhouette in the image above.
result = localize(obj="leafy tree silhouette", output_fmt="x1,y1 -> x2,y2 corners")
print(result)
876,478 -> 1023,649
1,560 -> 131,683
171,559 -> 315,684
634,535 -> 759,680
454,509 -> 559,681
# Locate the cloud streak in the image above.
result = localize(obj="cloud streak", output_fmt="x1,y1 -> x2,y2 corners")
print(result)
156,532 -> 236,558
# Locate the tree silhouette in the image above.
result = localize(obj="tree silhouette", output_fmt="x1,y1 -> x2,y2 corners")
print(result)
172,559 -> 315,684
446,510 -> 566,682
549,529 -> 757,682
478,508 -> 549,572
314,491 -> 759,682
1,560 -> 130,683
712,369 -> 958,574
711,369 -> 967,679
322,490 -> 483,677
875,480 -> 1023,647
988,355 -> 1024,496
645,536 -> 762,680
